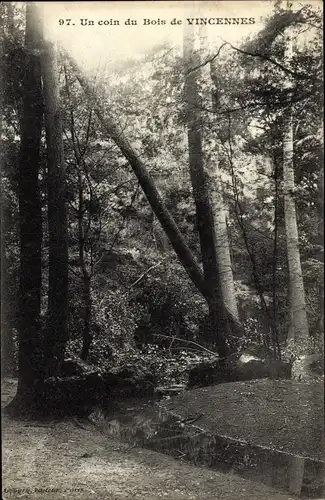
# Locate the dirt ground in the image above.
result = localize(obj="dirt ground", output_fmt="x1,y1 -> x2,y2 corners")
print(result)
1,378 -> 302,500
161,379 -> 325,460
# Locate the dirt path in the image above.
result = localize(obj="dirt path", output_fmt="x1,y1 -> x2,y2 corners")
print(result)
2,379 -> 299,500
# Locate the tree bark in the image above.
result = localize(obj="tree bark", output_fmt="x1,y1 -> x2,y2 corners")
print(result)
0,23 -> 14,377
183,23 -> 231,357
0,220 -> 15,377
210,174 -> 239,320
207,58 -> 239,322
283,112 -> 309,353
283,36 -> 309,356
41,39 -> 69,375
15,3 -> 43,399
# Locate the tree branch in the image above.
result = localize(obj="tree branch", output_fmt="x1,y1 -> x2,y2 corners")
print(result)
221,38 -> 308,80
151,333 -> 217,356
185,42 -> 227,75
127,257 -> 168,291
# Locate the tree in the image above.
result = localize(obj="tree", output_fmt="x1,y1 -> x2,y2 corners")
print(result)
41,36 -> 69,375
209,164 -> 239,320
66,54 -> 243,358
241,3 -> 314,356
12,2 -> 44,405
222,1 -> 322,358
208,55 -> 239,321
1,2 -> 25,378
0,199 -> 15,377
183,21 -> 231,356
282,31 -> 309,355
0,3 -> 11,377
63,68 -> 96,361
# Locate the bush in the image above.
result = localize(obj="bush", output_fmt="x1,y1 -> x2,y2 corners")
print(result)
130,262 -> 207,348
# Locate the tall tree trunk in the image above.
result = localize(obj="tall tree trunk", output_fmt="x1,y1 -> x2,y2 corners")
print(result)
14,3 -> 43,402
0,219 -> 15,377
41,38 -> 69,375
208,59 -> 238,321
67,55 -> 244,355
0,17 -> 13,377
210,170 -> 239,320
183,22 -> 230,357
283,112 -> 309,353
283,36 -> 309,356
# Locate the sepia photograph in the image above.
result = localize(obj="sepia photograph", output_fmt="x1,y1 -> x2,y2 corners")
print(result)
1,1 -> 324,499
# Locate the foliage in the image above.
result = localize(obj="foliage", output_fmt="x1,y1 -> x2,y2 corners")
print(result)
1,2 -> 323,384
120,345 -> 218,386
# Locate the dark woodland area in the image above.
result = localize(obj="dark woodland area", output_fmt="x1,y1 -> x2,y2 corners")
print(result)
0,2 -> 324,499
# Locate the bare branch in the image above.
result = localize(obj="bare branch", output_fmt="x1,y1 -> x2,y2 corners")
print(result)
127,258 -> 168,291
221,38 -> 308,80
185,42 -> 227,75
151,333 -> 217,356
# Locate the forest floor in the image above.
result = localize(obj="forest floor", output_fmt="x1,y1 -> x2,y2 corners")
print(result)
1,377 -> 322,500
161,379 -> 325,460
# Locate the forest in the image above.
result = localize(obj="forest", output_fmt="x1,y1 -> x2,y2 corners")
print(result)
1,2 -> 324,498
0,1 -> 323,416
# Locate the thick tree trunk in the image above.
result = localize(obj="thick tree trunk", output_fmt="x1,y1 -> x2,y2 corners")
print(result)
15,3 -> 43,400
67,55 -> 244,355
41,40 -> 69,375
183,23 -> 231,356
283,112 -> 309,354
0,4 -> 3,126
0,43 -> 14,377
283,36 -> 309,357
207,56 -> 239,322
0,223 -> 15,377
211,179 -> 239,320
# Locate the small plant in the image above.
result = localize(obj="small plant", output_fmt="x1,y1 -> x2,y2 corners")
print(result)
284,336 -> 324,363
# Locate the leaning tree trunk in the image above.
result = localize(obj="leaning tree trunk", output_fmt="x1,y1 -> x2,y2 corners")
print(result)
14,2 -> 44,404
283,35 -> 309,358
66,54 -> 244,355
183,21 -> 231,357
41,38 -> 69,375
